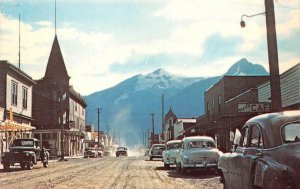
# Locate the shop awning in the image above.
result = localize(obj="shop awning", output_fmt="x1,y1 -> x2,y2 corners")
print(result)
0,121 -> 36,131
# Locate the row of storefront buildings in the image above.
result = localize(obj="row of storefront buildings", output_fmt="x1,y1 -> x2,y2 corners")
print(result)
161,63 -> 299,152
0,35 -> 111,158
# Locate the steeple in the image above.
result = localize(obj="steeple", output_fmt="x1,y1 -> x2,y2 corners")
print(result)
44,35 -> 69,80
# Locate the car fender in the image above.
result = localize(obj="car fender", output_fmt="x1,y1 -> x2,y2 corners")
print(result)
252,158 -> 293,189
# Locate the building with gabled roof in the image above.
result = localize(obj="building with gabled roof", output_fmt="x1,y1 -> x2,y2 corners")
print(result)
32,35 -> 87,157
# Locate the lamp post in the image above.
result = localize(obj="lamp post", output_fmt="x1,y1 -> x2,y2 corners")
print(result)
240,0 -> 282,112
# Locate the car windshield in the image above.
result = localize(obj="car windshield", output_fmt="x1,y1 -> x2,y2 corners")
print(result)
153,146 -> 165,150
13,139 -> 34,147
167,143 -> 181,150
117,147 -> 127,151
282,122 -> 300,143
187,141 -> 216,149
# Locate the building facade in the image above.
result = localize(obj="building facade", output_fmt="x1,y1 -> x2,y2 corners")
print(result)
0,60 -> 36,157
32,35 -> 87,157
196,76 -> 269,152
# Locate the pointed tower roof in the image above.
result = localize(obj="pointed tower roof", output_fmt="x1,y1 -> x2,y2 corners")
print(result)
44,35 -> 69,79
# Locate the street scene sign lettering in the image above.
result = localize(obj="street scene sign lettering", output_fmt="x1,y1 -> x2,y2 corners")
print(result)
238,103 -> 272,113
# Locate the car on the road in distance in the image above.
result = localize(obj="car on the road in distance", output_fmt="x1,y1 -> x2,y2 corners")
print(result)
149,144 -> 165,161
116,147 -> 128,157
162,140 -> 181,168
176,136 -> 222,174
84,147 -> 98,158
218,110 -> 300,189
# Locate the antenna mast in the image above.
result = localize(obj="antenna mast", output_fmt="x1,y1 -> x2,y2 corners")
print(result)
55,0 -> 57,35
18,13 -> 20,69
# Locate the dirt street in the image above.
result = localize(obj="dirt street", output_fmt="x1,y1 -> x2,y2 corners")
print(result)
0,156 -> 223,189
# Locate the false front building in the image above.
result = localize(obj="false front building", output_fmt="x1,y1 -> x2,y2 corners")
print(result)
32,35 -> 87,157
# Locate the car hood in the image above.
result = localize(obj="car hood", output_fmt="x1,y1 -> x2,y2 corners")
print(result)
10,147 -> 35,152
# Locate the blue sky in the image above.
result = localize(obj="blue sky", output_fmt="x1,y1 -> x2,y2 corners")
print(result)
0,0 -> 299,95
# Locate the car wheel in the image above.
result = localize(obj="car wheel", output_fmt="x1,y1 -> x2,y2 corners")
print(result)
27,161 -> 33,170
3,163 -> 10,171
164,163 -> 170,168
150,156 -> 153,161
181,167 -> 187,175
20,163 -> 26,169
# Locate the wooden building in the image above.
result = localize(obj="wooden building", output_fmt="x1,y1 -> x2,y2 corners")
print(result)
0,60 -> 36,157
32,35 -> 87,157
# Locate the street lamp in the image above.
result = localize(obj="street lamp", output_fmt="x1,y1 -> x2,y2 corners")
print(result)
240,12 -> 265,28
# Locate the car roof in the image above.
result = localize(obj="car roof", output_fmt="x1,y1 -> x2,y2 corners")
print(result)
182,136 -> 214,143
166,140 -> 181,145
244,110 -> 300,148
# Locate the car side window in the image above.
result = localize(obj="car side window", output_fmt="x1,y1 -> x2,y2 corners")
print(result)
241,127 -> 249,147
249,125 -> 263,148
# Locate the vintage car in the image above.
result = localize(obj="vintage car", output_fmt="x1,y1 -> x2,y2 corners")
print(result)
162,140 -> 181,168
176,136 -> 223,174
149,144 -> 165,161
1,138 -> 49,170
84,147 -> 98,158
116,147 -> 128,157
218,110 -> 300,189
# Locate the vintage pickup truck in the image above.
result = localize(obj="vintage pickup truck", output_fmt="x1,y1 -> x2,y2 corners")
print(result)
1,138 -> 50,170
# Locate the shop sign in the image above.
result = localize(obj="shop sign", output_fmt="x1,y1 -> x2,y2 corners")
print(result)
238,102 -> 271,113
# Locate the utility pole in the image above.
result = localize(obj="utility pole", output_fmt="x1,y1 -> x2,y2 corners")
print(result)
107,124 -> 109,136
151,113 -> 155,145
161,94 -> 164,139
147,128 -> 150,147
96,108 -> 102,147
265,0 -> 282,112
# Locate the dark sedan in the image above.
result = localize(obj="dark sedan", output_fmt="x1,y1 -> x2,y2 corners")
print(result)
218,110 -> 300,189
116,147 -> 128,157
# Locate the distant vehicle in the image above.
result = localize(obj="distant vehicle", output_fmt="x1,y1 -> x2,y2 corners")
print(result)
176,136 -> 222,174
84,147 -> 98,158
218,110 -> 300,189
149,144 -> 165,161
116,147 -> 128,157
1,138 -> 50,170
162,140 -> 181,168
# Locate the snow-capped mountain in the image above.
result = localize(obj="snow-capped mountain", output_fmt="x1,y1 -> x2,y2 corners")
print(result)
84,58 -> 268,146
225,58 -> 268,76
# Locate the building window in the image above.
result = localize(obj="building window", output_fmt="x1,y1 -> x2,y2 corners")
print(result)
207,102 -> 210,116
212,99 -> 215,108
75,103 -> 77,112
11,81 -> 18,106
22,87 -> 28,109
218,95 -> 221,113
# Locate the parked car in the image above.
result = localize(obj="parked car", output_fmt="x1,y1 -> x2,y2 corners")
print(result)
218,110 -> 300,189
116,147 -> 128,157
1,138 -> 49,170
84,147 -> 98,158
162,140 -> 181,168
176,136 -> 222,174
149,144 -> 165,161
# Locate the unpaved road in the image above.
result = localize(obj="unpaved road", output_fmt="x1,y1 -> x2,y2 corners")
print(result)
0,156 -> 222,189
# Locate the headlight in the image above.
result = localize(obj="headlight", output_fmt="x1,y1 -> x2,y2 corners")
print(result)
25,153 -> 30,156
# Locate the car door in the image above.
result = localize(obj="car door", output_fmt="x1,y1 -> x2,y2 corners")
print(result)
226,126 -> 249,189
241,124 -> 264,189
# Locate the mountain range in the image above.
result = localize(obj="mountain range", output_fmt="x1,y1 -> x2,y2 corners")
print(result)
84,58 -> 268,146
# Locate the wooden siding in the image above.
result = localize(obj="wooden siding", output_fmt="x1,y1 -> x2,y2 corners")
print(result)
258,63 -> 300,108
